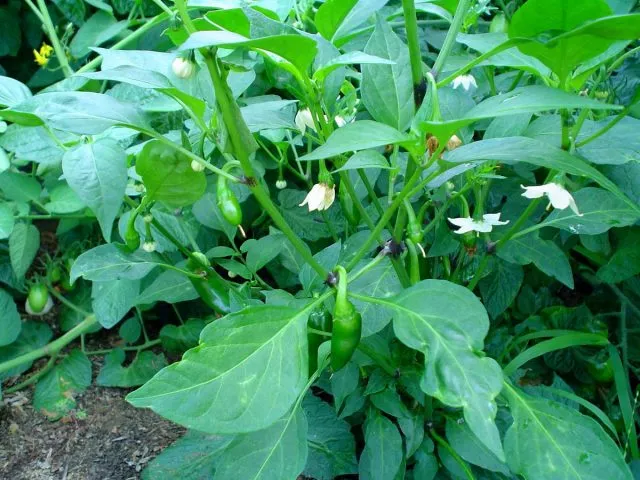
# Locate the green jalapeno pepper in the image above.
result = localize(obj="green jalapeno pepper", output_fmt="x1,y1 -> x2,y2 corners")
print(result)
331,266 -> 362,371
307,306 -> 332,376
217,173 -> 242,227
186,251 -> 231,316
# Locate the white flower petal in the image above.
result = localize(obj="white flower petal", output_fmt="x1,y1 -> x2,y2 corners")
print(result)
448,217 -> 475,234
482,213 -> 509,226
300,183 -> 334,212
521,184 -> 548,199
522,183 -> 582,215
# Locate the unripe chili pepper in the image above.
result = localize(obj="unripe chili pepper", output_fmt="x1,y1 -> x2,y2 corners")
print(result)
338,182 -> 360,226
124,216 -> 141,251
331,266 -> 362,371
186,251 -> 231,315
307,306 -> 332,376
217,170 -> 242,226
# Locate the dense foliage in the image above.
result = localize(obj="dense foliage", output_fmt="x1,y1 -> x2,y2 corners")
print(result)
1,0 -> 640,478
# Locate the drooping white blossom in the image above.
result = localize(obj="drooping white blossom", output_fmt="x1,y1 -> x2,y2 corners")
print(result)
448,213 -> 509,234
452,74 -> 477,91
299,183 -> 335,211
172,57 -> 195,79
521,183 -> 582,216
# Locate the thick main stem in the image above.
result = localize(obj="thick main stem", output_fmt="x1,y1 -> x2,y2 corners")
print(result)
401,0 -> 423,88
35,0 -> 73,77
432,0 -> 472,77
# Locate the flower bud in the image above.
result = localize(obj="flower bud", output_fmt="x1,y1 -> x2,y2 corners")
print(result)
142,241 -> 157,253
172,57 -> 195,79
191,159 -> 205,172
276,179 -> 287,190
446,135 -> 462,151
143,214 -> 153,224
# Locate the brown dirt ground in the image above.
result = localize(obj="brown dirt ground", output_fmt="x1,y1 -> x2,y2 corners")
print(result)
0,369 -> 184,480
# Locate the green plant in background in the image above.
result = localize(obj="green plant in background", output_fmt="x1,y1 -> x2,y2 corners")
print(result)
1,0 -> 640,478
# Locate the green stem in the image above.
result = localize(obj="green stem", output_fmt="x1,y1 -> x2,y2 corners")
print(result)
17,214 -> 93,220
430,429 -> 476,480
4,354 -> 58,394
48,285 -> 91,316
432,0 -> 472,77
575,106 -> 630,148
401,0 -> 424,88
35,0 -> 73,77
405,238 -> 420,285
84,339 -> 162,356
0,316 -> 98,376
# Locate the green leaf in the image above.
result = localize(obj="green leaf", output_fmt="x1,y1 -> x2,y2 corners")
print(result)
0,321 -> 53,381
445,137 -> 639,213
136,269 -> 199,305
361,16 -> 414,132
498,233 -> 574,288
69,11 -> 127,58
300,121 -> 410,161
193,192 -> 238,241
136,140 -> 206,208
0,171 -> 42,202
0,7 -> 21,57
503,382 -> 633,480
446,418 -> 510,475
160,319 -> 205,354
0,125 -> 71,166
44,184 -> 85,214
422,86 -> 621,139
127,305 -> 310,434
331,361 -> 359,411
315,0 -> 389,43
0,76 -> 31,108
303,394 -> 358,480
351,258 -> 402,336
0,203 -> 14,240
142,431 -> 233,480
479,258 -> 524,319
534,187 -> 639,235
277,190 -> 337,242
180,31 -> 317,72
597,228 -> 640,283
9,223 -> 40,279
33,350 -> 92,421
359,410 -> 403,480
314,51 -> 394,83
382,280 -> 505,460
212,406 -> 307,480
0,288 -> 21,346
241,99 -> 297,132
70,244 -> 161,282
333,150 -> 391,172
413,439 -> 439,480
241,233 -> 285,272
62,139 -> 127,241
97,349 -> 167,387
119,316 -> 141,344
299,241 -> 341,293
91,279 -> 140,329
509,0 -> 613,80
52,0 -> 86,24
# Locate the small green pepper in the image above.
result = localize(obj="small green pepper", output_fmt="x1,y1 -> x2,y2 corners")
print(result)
585,355 -> 614,384
186,252 -> 231,315
331,266 -> 362,371
217,174 -> 242,226
307,306 -> 332,376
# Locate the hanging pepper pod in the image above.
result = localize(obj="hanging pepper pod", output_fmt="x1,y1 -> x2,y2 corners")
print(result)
338,181 -> 360,226
186,252 -> 231,315
331,266 -> 362,371
124,209 -> 141,251
307,305 -> 332,376
404,199 -> 425,257
217,166 -> 242,226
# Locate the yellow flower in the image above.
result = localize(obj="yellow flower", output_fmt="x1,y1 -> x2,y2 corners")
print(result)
33,43 -> 54,67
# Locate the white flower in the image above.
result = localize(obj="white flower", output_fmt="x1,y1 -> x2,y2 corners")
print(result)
25,296 -> 54,316
521,183 -> 582,216
295,108 -> 316,134
276,179 -> 287,190
172,57 -> 195,79
452,74 -> 477,91
335,116 -> 347,128
191,159 -> 205,172
448,213 -> 509,234
142,241 -> 157,253
299,183 -> 335,211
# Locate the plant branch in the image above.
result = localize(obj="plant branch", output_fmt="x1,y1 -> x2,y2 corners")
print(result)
401,0 -> 424,88
431,0 -> 472,77
34,0 -> 74,77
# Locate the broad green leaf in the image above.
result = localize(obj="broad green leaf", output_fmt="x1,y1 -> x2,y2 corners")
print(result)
212,406 -> 307,480
91,279 -> 140,329
333,150 -> 391,172
70,243 -> 161,282
44,184 -> 84,214
0,125 -> 71,166
381,280 -> 505,460
141,431 -> 233,480
0,171 -> 42,202
509,0 -> 613,80
4,92 -> 148,134
69,11 -> 128,58
314,51 -> 394,82
136,140 -> 206,208
498,232 -> 574,288
422,86 -> 620,139
241,99 -> 297,132
97,349 -> 167,387
503,382 -> 633,480
413,439 -> 439,480
119,316 -> 141,344
160,319 -> 206,354
62,139 -> 127,241
193,192 -> 238,241
603,162 -> 640,206
300,121 -> 410,161
0,321 -> 53,381
446,418 -> 510,475
0,76 -> 31,107
33,350 -> 92,421
361,17 -> 414,132
52,0 -> 85,24
180,31 -> 317,72
597,228 -> 640,283
350,258 -> 402,336
277,190 -> 339,242
127,305 -> 310,433
0,203 -> 14,240
299,241 -> 341,293
9,223 -> 40,278
315,0 -> 389,43
241,235 -> 285,273
0,288 -> 21,346
331,361 -> 359,411
303,394 -> 358,480
532,188 -> 639,235
444,136 -> 639,213
359,410 -> 403,480
136,269 -> 199,305
479,258 -> 524,319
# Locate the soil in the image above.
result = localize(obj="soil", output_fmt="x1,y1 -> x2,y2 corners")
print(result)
0,375 -> 184,480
